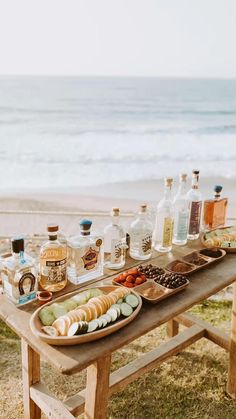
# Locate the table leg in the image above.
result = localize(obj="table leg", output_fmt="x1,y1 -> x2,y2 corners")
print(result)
227,281 -> 236,399
84,354 -> 111,419
21,339 -> 41,419
167,319 -> 179,338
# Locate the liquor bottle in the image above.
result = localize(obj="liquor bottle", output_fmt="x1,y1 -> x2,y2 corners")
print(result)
1,237 -> 37,305
67,219 -> 103,284
104,208 -> 126,269
173,174 -> 189,245
39,224 -> 67,292
203,185 -> 228,230
153,178 -> 174,253
187,170 -> 202,240
129,204 -> 153,260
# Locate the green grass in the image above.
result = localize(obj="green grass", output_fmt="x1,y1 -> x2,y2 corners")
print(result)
0,301 -> 235,419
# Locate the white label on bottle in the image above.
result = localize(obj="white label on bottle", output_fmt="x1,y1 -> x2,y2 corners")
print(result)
111,240 -> 123,263
176,211 -> 189,241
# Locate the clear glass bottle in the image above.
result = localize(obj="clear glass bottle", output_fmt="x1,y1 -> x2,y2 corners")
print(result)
173,173 -> 189,245
1,237 -> 37,305
104,208 -> 126,269
153,178 -> 174,253
203,185 -> 228,230
67,219 -> 104,284
39,224 -> 67,292
187,170 -> 202,240
129,204 -> 153,260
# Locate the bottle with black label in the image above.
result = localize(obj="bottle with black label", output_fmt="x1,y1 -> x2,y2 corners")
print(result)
39,224 -> 67,292
187,170 -> 202,240
1,237 -> 37,305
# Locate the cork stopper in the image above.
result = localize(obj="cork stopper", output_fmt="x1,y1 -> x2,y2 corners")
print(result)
193,170 -> 200,175
111,207 -> 120,216
214,185 -> 223,194
47,224 -> 59,233
165,177 -> 173,188
180,173 -> 187,182
11,237 -> 24,254
79,219 -> 92,236
140,203 -> 147,213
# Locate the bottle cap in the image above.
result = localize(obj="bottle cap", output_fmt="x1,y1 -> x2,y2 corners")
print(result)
180,173 -> 187,181
47,224 -> 59,233
140,203 -> 147,213
192,170 -> 200,175
79,219 -> 92,234
111,208 -> 120,216
165,177 -> 173,187
11,237 -> 24,253
214,185 -> 223,193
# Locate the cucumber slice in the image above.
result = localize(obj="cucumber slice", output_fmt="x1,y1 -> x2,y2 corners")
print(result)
87,288 -> 103,299
120,303 -> 133,317
117,298 -> 123,304
96,318 -> 103,328
107,308 -> 118,322
62,300 -> 77,311
71,292 -> 87,306
125,294 -> 139,308
87,320 -> 99,333
102,313 -> 112,324
39,307 -> 56,326
41,326 -> 59,337
110,304 -> 121,316
68,321 -> 88,336
99,317 -> 108,327
51,303 -> 67,319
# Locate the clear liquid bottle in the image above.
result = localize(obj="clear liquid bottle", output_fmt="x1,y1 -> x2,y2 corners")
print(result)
104,208 -> 126,269
39,224 -> 67,292
153,178 -> 174,253
173,173 -> 189,245
67,219 -> 104,284
187,170 -> 202,240
129,204 -> 153,260
1,237 -> 37,305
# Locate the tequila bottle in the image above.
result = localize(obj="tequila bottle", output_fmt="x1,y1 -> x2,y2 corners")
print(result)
67,219 -> 103,284
187,170 -> 202,240
129,204 -> 153,260
39,224 -> 67,292
173,174 -> 189,245
153,178 -> 174,253
1,237 -> 37,305
203,185 -> 228,230
104,208 -> 126,269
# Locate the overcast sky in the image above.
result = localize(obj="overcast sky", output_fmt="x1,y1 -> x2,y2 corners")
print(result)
0,0 -> 235,78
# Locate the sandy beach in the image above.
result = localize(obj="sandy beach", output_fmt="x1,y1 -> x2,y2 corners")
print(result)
0,177 -> 235,237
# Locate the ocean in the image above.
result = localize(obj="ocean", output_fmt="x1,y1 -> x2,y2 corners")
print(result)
0,76 -> 236,190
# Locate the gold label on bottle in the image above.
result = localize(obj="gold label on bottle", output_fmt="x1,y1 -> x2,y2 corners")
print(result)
189,201 -> 202,235
162,218 -> 174,247
81,246 -> 99,270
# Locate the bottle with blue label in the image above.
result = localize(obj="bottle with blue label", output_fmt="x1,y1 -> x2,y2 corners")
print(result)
173,173 -> 189,245
1,237 -> 37,305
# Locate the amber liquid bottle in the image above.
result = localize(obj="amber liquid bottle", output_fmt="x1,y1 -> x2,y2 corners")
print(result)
203,185 -> 228,230
39,224 -> 67,292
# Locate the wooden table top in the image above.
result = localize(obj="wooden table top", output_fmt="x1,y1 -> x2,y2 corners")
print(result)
0,240 -> 235,375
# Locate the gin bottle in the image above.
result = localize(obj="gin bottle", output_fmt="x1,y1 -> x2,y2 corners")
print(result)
104,208 -> 126,269
153,178 -> 174,253
39,224 -> 67,292
187,170 -> 202,240
173,174 -> 189,245
203,185 -> 228,230
67,219 -> 103,284
129,204 -> 153,260
1,237 -> 37,305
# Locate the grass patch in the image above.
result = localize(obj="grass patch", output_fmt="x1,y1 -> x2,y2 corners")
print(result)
0,300 -> 235,419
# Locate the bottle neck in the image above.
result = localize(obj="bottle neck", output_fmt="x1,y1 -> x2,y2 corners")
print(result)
214,192 -> 221,200
164,185 -> 172,200
111,215 -> 120,225
13,251 -> 25,264
191,176 -> 199,190
178,180 -> 187,195
49,234 -> 57,241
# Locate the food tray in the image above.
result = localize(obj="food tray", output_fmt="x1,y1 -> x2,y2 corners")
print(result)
166,248 -> 226,275
113,271 -> 189,304
201,226 -> 236,253
30,285 -> 142,346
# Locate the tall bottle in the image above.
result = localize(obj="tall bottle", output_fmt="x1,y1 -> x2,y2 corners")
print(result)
187,170 -> 202,240
153,178 -> 174,253
173,174 -> 189,245
104,208 -> 126,269
203,185 -> 228,230
39,224 -> 67,292
129,204 -> 153,260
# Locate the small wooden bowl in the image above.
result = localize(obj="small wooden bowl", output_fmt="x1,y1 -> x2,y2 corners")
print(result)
37,291 -> 52,306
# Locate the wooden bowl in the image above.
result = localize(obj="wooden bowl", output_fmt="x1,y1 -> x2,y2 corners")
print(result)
30,285 -> 142,346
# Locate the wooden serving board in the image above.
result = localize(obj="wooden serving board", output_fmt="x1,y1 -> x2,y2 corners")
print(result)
30,285 -> 142,346
201,226 -> 236,253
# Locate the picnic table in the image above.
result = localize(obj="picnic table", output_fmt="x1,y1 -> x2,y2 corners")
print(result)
0,239 -> 236,419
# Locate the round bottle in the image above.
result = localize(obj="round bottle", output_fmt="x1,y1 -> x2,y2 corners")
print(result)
39,224 -> 67,292
129,204 -> 153,260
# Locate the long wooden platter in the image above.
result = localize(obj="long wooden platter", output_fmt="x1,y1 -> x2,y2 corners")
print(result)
30,285 -> 142,346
